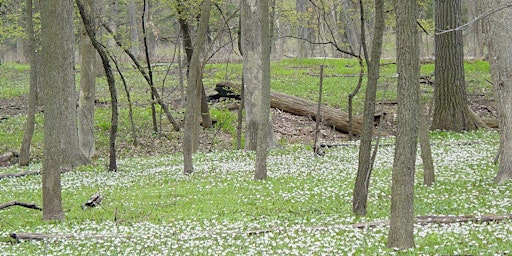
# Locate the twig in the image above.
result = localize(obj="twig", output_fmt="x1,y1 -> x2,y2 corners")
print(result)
436,4 -> 512,35
0,201 -> 42,211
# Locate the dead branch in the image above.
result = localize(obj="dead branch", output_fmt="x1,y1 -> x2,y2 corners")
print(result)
0,201 -> 42,211
9,233 -> 131,242
0,170 -> 40,180
247,214 -> 512,235
82,192 -> 103,210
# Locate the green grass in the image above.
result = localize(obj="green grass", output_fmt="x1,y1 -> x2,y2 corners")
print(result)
0,58 -> 507,255
1,129 -> 510,255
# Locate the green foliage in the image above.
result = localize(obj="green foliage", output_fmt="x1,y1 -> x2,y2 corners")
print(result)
0,63 -> 30,99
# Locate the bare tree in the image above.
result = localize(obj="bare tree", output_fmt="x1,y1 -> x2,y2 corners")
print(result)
484,0 -> 512,184
18,0 -> 39,166
352,0 -> 385,217
78,0 -> 97,160
387,0 -> 420,249
183,0 -> 212,174
77,0 -> 119,172
431,0 -> 480,131
41,0 -> 83,220
241,0 -> 272,179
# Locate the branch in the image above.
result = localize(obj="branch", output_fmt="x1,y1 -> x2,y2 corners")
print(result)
0,170 -> 39,180
0,201 -> 42,211
436,3 -> 512,35
280,35 -> 360,58
247,213 -> 512,235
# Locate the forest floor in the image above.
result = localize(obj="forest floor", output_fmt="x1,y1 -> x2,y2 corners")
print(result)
0,90 -> 498,164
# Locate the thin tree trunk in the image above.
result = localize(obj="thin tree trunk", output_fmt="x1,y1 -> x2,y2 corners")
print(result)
254,0 -> 271,180
419,104 -> 435,186
76,0 -> 118,172
352,0 -> 385,217
387,0 -> 419,249
142,0 -> 158,133
176,1 -> 213,129
183,0 -> 212,174
78,0 -> 97,160
19,0 -> 37,166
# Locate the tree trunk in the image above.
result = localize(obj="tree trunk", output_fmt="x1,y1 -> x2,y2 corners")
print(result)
241,0 -> 272,179
340,0 -> 361,57
78,0 -> 97,160
387,0 -> 419,249
128,0 -> 141,58
484,0 -> 512,184
419,104 -> 435,186
19,0 -> 38,166
183,0 -> 212,174
41,0 -> 77,221
352,0 -> 385,217
77,0 -> 119,172
295,0 -> 314,57
176,1 -> 213,129
431,0 -> 479,131
256,0 -> 272,180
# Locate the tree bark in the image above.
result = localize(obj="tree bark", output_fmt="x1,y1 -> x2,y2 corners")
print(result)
484,0 -> 512,184
77,0 -> 119,172
19,0 -> 38,166
431,0 -> 479,131
352,0 -> 385,217
255,0 -> 272,180
41,0 -> 77,221
387,0 -> 419,249
419,104 -> 435,186
183,0 -> 212,174
176,0 -> 213,129
78,0 -> 97,160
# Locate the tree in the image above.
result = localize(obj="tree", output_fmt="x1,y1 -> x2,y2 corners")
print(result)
241,0 -> 272,179
40,0 -> 83,220
484,0 -> 512,184
387,0 -> 419,249
176,0 -> 213,130
183,0 -> 212,174
78,0 -> 97,160
352,0 -> 385,216
431,0 -> 479,131
18,0 -> 39,166
77,0 -> 119,172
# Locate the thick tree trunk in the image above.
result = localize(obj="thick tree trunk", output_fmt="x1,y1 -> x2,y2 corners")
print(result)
41,0 -> 76,221
432,0 -> 479,131
484,0 -> 512,184
387,0 -> 419,249
352,0 -> 385,216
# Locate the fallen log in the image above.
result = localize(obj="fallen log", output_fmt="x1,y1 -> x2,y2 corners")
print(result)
270,90 -> 364,136
0,151 -> 18,167
9,232 -> 131,242
0,201 -> 42,211
211,82 -> 367,136
0,168 -> 71,180
246,213 -> 512,235
0,170 -> 40,180
82,192 -> 103,210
